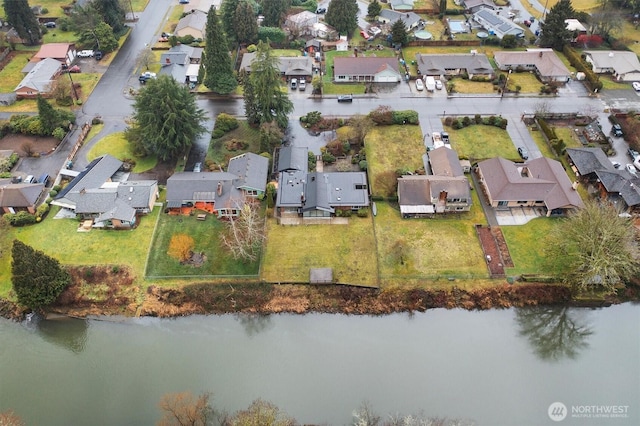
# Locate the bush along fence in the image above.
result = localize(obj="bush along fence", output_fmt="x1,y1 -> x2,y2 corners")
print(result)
563,46 -> 603,93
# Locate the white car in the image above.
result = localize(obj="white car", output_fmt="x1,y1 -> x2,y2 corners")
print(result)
77,50 -> 94,58
633,82 -> 640,92
415,79 -> 424,91
625,163 -> 637,175
435,80 -> 443,90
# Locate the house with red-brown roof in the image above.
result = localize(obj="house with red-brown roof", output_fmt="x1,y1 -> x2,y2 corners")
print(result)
0,180 -> 44,214
493,49 -> 571,83
476,157 -> 584,216
25,43 -> 76,70
333,57 -> 401,83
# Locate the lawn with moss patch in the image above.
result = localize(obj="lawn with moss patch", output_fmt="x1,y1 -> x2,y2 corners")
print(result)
507,72 -> 543,93
446,123 -> 518,161
207,121 -> 261,166
261,215 -> 378,286
146,213 -> 260,277
374,202 -> 487,283
365,125 -> 424,197
87,132 -> 157,172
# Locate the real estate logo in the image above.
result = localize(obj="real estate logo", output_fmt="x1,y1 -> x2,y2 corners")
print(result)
548,402 -> 568,422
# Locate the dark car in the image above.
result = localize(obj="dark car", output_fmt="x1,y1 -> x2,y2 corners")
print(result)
94,51 -> 103,61
337,95 -> 353,103
628,148 -> 640,160
316,7 -> 326,14
611,124 -> 624,137
517,147 -> 529,160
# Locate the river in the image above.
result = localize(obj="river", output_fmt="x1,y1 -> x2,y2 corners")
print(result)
1,305 -> 638,425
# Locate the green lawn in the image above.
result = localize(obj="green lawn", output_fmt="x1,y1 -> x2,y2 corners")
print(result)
207,121 -> 261,166
163,5 -> 185,34
261,215 -> 378,286
87,132 -> 157,173
146,213 -> 260,278
374,202 -> 488,284
448,78 -> 496,94
446,124 -> 519,161
0,52 -> 33,92
0,206 -> 160,296
42,29 -> 78,44
501,217 -> 569,276
272,49 -> 301,57
365,125 -> 424,197
507,72 -> 542,93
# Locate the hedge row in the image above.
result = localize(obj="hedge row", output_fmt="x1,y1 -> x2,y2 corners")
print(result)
563,46 -> 603,91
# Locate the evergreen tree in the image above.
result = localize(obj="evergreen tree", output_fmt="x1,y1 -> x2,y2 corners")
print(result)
242,70 -> 260,125
390,19 -> 408,46
70,3 -> 119,52
325,0 -> 358,36
539,0 -> 575,50
234,1 -> 258,45
2,0 -> 40,45
245,40 -> 293,129
37,96 -> 59,135
367,0 -> 381,20
203,6 -> 237,94
262,0 -> 288,27
11,240 -> 71,310
93,0 -> 126,34
93,22 -> 119,52
221,0 -> 240,40
128,75 -> 207,161
439,0 -> 447,15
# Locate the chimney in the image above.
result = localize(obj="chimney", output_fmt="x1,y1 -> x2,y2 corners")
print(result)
165,58 -> 170,64
439,190 -> 448,202
217,182 -> 223,196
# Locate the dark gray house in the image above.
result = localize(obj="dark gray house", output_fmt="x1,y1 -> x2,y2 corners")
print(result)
416,53 -> 495,79
159,44 -> 203,84
240,52 -> 313,80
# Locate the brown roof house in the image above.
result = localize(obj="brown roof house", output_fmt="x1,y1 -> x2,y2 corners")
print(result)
175,9 -> 207,39
333,57 -> 401,83
398,146 -> 472,218
493,49 -> 571,83
416,53 -> 495,79
24,43 -> 76,71
583,50 -> 640,82
14,58 -> 62,99
0,179 -> 44,214
477,157 -> 584,216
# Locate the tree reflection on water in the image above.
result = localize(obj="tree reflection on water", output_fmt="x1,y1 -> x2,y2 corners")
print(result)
515,306 -> 593,362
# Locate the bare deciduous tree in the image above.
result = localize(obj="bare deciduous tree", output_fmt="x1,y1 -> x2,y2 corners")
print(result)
136,47 -> 155,71
167,233 -> 195,262
348,114 -> 375,146
221,201 -> 265,262
227,399 -> 295,426
157,391 -> 214,426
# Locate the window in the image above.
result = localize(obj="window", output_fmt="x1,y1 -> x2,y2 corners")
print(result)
517,201 -> 527,204
355,184 -> 367,190
245,189 -> 258,196
498,201 -> 508,207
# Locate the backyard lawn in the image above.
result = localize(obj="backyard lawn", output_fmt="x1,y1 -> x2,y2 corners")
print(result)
146,213 -> 260,278
207,121 -> 261,166
374,202 -> 488,285
261,215 -> 378,286
364,125 -> 424,197
0,52 -> 34,92
87,132 -> 158,173
446,123 -> 519,161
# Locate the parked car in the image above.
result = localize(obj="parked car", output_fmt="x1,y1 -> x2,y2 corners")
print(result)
611,160 -> 621,169
625,163 -> 637,175
95,51 -> 103,60
441,131 -> 449,143
44,21 -> 56,28
435,80 -> 443,90
290,78 -> 297,90
628,148 -> 640,160
316,7 -> 326,14
159,36 -> 169,42
24,175 -> 35,184
193,162 -> 201,173
298,79 -> 306,91
337,94 -> 353,103
138,71 -> 157,83
38,173 -> 50,186
517,147 -> 529,160
633,82 -> 640,92
77,50 -> 94,58
415,79 -> 424,91
611,123 -> 624,137
179,0 -> 190,4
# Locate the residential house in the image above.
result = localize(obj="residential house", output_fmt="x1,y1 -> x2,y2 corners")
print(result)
583,50 -> 640,82
336,36 -> 349,52
240,52 -> 313,80
166,152 -> 269,217
0,179 -> 44,214
398,146 -> 472,217
378,9 -> 422,31
175,9 -> 207,39
14,58 -> 62,99
390,0 -> 415,11
52,155 -> 158,228
415,53 -> 495,79
472,8 -> 524,39
285,10 -> 317,34
159,44 -> 203,84
275,146 -> 308,173
565,19 -> 588,36
463,0 -> 496,13
333,57 -> 401,83
566,147 -> 614,180
493,49 -> 571,83
24,43 -> 76,70
476,157 -> 584,216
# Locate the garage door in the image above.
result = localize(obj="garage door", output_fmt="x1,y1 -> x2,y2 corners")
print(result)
377,75 -> 397,83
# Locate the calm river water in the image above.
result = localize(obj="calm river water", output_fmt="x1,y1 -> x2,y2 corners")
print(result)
0,305 -> 638,425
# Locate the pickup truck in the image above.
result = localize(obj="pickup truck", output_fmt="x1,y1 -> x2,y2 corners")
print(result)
432,132 -> 443,148
77,50 -> 94,58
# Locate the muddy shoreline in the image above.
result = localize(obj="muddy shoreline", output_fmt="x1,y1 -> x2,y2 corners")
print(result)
3,280 -> 637,322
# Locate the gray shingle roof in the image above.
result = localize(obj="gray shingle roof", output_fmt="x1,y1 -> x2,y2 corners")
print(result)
55,155 -> 123,207
14,57 -> 61,93
473,8 -> 524,38
584,50 -> 640,75
333,57 -> 400,77
228,152 -> 269,193
379,9 -> 421,28
95,200 -> 136,223
0,182 -> 43,208
429,146 -> 465,177
595,170 -> 640,207
176,9 -> 207,35
416,53 -> 494,76
277,146 -> 308,172
494,49 -> 571,78
240,52 -> 313,76
566,147 -> 613,175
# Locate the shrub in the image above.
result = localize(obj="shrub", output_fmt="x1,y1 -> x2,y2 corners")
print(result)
92,117 -> 103,125
461,116 -> 471,127
5,211 -> 37,226
369,105 -> 393,125
325,139 -> 345,156
247,44 -> 257,52
392,110 -> 419,125
214,113 -> 239,134
52,127 -> 66,140
49,189 -> 58,197
359,160 -> 368,170
322,152 -> 336,163
474,114 -> 482,124
36,203 -> 49,219
302,111 -> 322,126
357,208 -> 369,217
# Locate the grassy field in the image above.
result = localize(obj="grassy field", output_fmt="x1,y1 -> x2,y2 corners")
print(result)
163,5 -> 185,35
447,124 -> 519,161
449,78 -> 496,94
507,72 -> 543,93
261,215 -> 378,286
146,213 -> 260,278
42,29 -> 77,44
207,121 -> 262,166
364,125 -> 425,197
374,202 -> 488,283
0,52 -> 34,92
501,217 -> 569,276
0,205 -> 161,296
87,132 -> 158,173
